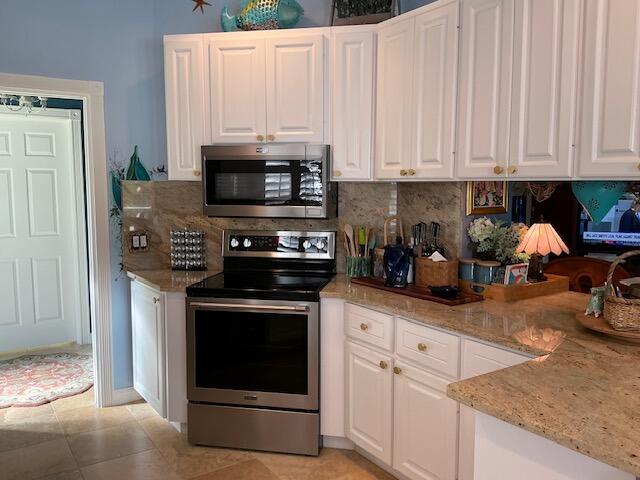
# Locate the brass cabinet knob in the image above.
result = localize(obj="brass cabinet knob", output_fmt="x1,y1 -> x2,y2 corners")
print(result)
193,171 -> 201,177
637,163 -> 640,171
379,360 -> 388,370
400,169 -> 408,176
267,134 -> 276,142
257,135 -> 265,142
393,366 -> 402,375
494,165 -> 505,175
153,297 -> 160,304
408,169 -> 416,176
417,343 -> 427,352
334,170 -> 342,178
360,323 -> 369,331
507,166 -> 517,175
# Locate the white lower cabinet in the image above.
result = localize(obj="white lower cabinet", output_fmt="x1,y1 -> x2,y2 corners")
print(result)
130,278 -> 188,427
345,340 -> 394,465
393,361 -> 458,480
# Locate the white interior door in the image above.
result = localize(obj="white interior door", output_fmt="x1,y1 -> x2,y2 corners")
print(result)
0,108 -> 87,352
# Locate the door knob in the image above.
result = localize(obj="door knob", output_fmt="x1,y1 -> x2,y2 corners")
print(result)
379,360 -> 388,370
193,171 -> 201,177
360,323 -> 369,331
153,297 -> 160,304
393,366 -> 402,375
267,134 -> 276,142
400,169 -> 408,176
494,165 -> 505,175
408,169 -> 416,176
417,343 -> 427,352
334,170 -> 342,178
257,135 -> 265,142
507,166 -> 517,175
637,163 -> 640,171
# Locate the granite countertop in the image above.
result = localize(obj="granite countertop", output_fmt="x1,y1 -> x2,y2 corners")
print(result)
321,275 -> 640,476
126,269 -> 219,293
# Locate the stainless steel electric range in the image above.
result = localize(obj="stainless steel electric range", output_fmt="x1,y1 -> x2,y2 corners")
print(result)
185,230 -> 336,456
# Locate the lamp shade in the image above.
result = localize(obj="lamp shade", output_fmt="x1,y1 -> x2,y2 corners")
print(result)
517,223 -> 569,256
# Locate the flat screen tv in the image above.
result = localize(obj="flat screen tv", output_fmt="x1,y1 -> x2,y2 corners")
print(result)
578,193 -> 640,251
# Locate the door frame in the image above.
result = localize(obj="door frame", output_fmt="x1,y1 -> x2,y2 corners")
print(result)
0,73 -> 113,407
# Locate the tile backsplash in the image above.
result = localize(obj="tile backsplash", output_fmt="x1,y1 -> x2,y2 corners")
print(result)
122,181 -> 464,273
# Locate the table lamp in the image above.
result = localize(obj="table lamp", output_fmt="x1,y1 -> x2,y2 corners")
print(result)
517,221 -> 569,282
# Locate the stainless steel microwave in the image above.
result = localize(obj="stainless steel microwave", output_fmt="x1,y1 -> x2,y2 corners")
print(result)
201,144 -> 336,219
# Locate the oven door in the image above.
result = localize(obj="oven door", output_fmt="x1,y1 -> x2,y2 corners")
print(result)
201,144 -> 331,218
186,297 -> 319,411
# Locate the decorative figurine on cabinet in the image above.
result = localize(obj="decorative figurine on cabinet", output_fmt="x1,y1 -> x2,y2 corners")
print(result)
221,0 -> 304,31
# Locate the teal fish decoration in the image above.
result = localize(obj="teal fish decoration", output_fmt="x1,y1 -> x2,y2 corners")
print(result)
222,0 -> 304,31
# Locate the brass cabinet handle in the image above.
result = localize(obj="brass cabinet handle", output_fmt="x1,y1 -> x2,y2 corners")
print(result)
379,360 -> 388,370
494,165 -> 505,175
360,323 -> 369,331
400,169 -> 408,176
417,343 -> 427,352
257,135 -> 265,142
334,170 -> 342,177
393,366 -> 402,375
267,134 -> 276,142
507,166 -> 517,175
193,171 -> 201,177
153,297 -> 161,304
408,169 -> 416,176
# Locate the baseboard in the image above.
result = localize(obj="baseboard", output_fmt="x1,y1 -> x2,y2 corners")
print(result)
322,436 -> 355,450
111,387 -> 142,406
354,446 -> 411,480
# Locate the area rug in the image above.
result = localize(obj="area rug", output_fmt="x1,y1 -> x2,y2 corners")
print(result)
0,353 -> 93,408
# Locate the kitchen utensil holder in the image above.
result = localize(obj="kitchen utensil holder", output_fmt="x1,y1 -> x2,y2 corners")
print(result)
346,256 -> 372,278
170,229 -> 206,271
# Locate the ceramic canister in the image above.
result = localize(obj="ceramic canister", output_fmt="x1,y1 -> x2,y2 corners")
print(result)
459,258 -> 476,282
474,260 -> 502,285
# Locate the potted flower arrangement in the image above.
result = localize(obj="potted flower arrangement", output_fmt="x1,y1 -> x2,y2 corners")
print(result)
332,0 -> 399,25
468,217 -> 530,265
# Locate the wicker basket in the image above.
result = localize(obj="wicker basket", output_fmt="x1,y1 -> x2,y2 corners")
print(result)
604,250 -> 640,332
415,258 -> 459,288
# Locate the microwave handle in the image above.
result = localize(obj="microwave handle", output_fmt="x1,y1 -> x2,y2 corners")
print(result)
189,302 -> 309,313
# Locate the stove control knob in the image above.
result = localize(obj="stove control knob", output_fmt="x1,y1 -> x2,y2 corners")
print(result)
230,238 -> 240,248
302,240 -> 312,250
317,240 -> 325,250
243,238 -> 252,248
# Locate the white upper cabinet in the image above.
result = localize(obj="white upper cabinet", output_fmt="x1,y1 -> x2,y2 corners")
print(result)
578,0 -> 640,178
375,17 -> 415,179
266,33 -> 326,143
456,0 -> 514,179
508,0 -> 580,179
208,37 -> 267,144
411,0 -> 459,179
164,35 -> 207,181
330,26 -> 376,181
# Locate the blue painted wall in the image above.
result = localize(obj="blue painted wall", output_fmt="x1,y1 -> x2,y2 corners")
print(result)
0,0 -> 433,389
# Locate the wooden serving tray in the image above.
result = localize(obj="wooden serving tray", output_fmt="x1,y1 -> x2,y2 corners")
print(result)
459,274 -> 570,302
350,277 -> 484,306
576,313 -> 640,344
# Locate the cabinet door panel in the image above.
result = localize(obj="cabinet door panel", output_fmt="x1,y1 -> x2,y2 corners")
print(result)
412,0 -> 459,179
579,0 -> 640,178
458,340 -> 531,480
208,38 -> 267,144
375,18 -> 415,179
131,282 -> 166,417
393,362 -> 458,480
345,341 -> 393,465
164,36 -> 207,181
509,0 -> 579,179
456,0 -> 514,179
331,28 -> 375,181
266,34 -> 324,143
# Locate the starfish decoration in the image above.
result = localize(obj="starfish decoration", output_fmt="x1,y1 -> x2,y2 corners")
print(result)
192,0 -> 211,13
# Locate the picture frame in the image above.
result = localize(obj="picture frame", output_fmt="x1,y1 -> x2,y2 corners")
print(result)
504,263 -> 529,285
466,180 -> 509,215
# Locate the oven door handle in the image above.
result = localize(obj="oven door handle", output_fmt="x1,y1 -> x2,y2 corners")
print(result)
189,302 -> 310,313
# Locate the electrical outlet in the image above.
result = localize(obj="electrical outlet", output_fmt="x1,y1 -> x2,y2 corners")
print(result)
128,231 -> 150,252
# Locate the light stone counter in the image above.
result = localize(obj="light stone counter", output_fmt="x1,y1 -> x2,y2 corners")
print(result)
126,269 -> 219,293
321,275 -> 640,476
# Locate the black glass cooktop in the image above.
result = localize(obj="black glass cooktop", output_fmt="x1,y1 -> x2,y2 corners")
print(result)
186,272 -> 334,301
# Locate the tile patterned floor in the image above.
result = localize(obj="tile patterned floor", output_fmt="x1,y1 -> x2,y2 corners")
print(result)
0,388 -> 397,480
